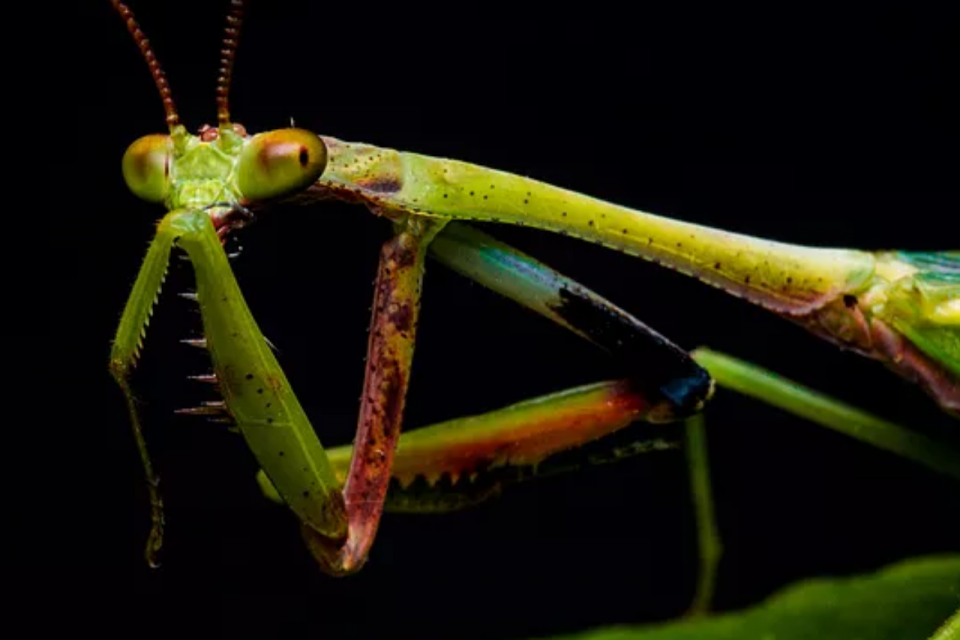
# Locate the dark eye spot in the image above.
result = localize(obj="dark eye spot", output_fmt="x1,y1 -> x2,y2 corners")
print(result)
843,294 -> 858,308
299,146 -> 309,166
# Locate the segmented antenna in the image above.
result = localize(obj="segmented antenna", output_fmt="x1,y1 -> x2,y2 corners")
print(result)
109,0 -> 180,131
217,0 -> 246,127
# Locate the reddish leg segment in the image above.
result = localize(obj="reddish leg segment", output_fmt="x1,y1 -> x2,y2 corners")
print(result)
302,216 -> 445,574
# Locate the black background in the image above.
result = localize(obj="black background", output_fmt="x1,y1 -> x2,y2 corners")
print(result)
40,2 -> 959,638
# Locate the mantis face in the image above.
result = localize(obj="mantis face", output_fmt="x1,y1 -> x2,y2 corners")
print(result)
122,124 -> 328,216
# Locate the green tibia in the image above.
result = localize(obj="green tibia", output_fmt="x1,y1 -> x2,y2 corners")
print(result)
315,137 -> 876,316
693,348 -> 960,482
684,414 -> 722,616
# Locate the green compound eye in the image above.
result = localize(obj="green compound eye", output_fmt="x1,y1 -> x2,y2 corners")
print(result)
238,128 -> 328,202
122,134 -> 174,203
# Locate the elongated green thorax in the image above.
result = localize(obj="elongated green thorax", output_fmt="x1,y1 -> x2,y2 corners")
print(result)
312,138 -> 875,316
307,137 -> 957,414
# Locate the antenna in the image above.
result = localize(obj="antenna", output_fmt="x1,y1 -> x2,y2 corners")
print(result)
109,0 -> 180,131
216,0 -> 246,127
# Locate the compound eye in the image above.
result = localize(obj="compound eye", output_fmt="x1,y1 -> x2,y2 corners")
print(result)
122,134 -> 173,203
237,128 -> 328,202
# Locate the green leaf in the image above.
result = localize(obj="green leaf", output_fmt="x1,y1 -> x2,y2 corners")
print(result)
538,555 -> 960,640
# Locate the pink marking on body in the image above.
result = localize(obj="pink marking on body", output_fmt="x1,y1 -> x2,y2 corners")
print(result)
871,320 -> 960,416
794,296 -> 958,415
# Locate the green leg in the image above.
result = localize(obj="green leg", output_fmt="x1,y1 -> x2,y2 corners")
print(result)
114,208 -> 447,575
254,219 -> 958,593
255,221 -> 719,517
109,226 -> 176,567
683,414 -> 722,616
422,221 -> 960,608
692,349 -> 960,483
429,222 -> 715,421
258,219 -> 724,599
168,209 -> 348,547
179,210 -> 449,576
429,222 -> 960,483
431,221 -> 724,610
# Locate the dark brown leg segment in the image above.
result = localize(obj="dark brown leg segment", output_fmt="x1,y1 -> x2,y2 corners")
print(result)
301,216 -> 445,575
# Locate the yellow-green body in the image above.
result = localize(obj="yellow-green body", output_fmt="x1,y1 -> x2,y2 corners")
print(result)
107,0 -> 957,580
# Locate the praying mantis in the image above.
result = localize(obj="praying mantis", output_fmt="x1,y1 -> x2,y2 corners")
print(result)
107,0 -> 959,589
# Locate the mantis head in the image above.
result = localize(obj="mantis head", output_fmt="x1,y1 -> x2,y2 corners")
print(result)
112,0 -> 328,225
